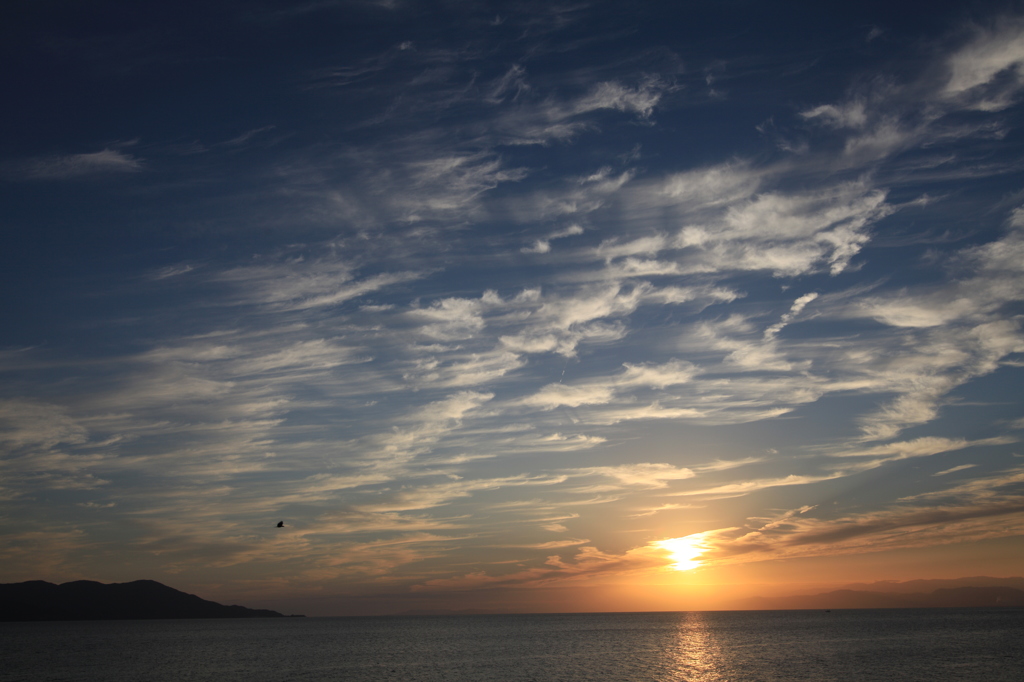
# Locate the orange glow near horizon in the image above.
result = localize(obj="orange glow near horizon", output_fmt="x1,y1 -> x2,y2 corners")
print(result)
653,533 -> 711,571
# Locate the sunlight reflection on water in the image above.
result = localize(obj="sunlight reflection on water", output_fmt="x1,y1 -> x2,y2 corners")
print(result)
1,609 -> 1022,681
663,612 -> 727,682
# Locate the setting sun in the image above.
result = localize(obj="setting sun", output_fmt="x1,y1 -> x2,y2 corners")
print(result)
654,533 -> 711,571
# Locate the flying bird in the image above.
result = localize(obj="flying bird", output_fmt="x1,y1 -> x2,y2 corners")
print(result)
276,521 -> 284,528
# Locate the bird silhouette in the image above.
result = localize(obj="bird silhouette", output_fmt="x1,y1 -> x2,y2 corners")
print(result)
276,521 -> 284,528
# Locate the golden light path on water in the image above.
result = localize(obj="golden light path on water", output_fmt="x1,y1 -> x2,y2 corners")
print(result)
653,532 -> 712,571
666,612 -> 726,682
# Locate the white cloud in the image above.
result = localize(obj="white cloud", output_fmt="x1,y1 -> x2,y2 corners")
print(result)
0,399 -> 89,449
152,264 -> 196,280
354,473 -> 565,512
614,360 -> 696,388
830,436 -> 1015,472
659,163 -> 762,208
498,283 -> 668,357
480,75 -> 667,150
410,292 -> 497,340
518,383 -> 615,409
575,462 -> 695,488
521,224 -> 583,254
21,149 -> 142,179
933,464 -> 977,476
801,101 -> 869,129
487,64 -> 530,103
676,473 -> 843,499
404,152 -> 529,213
522,239 -> 552,254
613,173 -> 894,278
217,259 -> 425,310
401,349 -> 524,388
595,235 -> 669,261
763,293 -> 819,339
362,390 -> 494,468
574,79 -> 664,118
289,272 -> 425,310
584,403 -> 705,425
944,19 -> 1024,110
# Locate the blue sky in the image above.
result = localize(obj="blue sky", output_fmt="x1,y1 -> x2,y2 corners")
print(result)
2,0 -> 1024,615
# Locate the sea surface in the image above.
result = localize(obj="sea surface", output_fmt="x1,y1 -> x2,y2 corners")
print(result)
1,609 -> 1021,681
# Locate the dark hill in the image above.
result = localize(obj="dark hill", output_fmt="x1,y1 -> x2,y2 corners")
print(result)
839,576 -> 1024,594
740,586 -> 1024,610
0,580 -> 290,621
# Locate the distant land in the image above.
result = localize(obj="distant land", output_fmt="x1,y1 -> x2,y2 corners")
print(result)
4,577 -> 1022,620
0,580 -> 301,621
740,577 -> 1024,610
393,608 -> 495,616
832,576 -> 1024,594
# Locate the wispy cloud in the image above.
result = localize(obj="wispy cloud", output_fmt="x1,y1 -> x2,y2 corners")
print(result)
943,18 -> 1024,111
933,464 -> 977,476
682,467 -> 1024,567
17,149 -> 143,179
4,4 -> 1024,606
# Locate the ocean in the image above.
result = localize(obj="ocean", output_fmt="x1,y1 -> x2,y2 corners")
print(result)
1,609 -> 1021,681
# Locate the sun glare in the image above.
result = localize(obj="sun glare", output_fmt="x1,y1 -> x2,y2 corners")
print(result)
654,533 -> 710,571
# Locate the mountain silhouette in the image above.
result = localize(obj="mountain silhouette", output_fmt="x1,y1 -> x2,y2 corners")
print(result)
0,580 -> 294,621
836,576 -> 1024,594
739,585 -> 1024,610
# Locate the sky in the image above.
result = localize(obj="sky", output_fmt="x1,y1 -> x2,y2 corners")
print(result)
2,0 -> 1024,616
